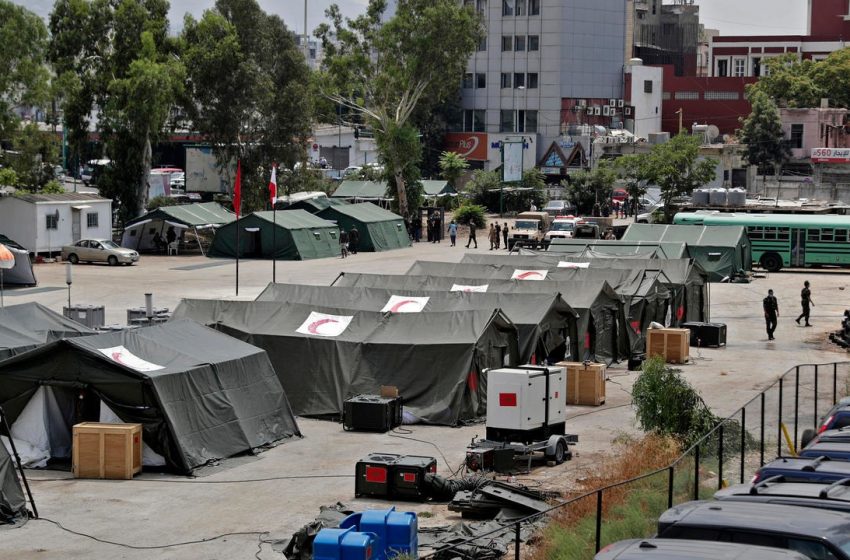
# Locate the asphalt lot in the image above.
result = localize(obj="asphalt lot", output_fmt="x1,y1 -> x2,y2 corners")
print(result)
4,244 -> 850,559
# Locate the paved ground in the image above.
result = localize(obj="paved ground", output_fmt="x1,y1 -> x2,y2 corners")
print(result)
3,243 -> 850,559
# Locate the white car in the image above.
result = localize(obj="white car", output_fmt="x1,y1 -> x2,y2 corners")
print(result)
638,202 -> 665,223
545,218 -> 581,240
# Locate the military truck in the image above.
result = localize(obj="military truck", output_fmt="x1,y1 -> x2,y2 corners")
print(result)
507,211 -> 552,250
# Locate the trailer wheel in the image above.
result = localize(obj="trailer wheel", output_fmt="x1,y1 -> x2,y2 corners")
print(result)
554,440 -> 567,464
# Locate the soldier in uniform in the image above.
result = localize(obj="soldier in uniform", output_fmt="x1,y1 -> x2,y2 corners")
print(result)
796,280 -> 814,327
763,289 -> 779,341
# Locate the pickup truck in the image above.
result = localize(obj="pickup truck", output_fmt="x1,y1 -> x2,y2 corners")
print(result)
508,211 -> 552,250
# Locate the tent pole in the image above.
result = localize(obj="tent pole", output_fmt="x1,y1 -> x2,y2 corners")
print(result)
0,407 -> 37,519
272,205 -> 277,283
235,215 -> 240,296
1,268 -> 3,308
195,226 -> 205,257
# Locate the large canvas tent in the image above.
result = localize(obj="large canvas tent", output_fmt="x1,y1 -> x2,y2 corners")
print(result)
421,180 -> 457,198
172,300 -> 520,425
0,234 -> 36,287
121,202 -> 235,254
0,441 -> 26,523
546,239 -> 690,259
0,302 -> 95,360
318,202 -> 410,252
331,181 -> 389,202
209,210 -> 339,260
0,320 -> 301,474
333,273 -> 624,364
622,224 -> 751,282
284,196 -> 349,214
256,283 -> 579,363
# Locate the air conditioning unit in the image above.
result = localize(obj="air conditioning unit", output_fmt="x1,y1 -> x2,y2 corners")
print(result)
578,99 -> 587,107
609,98 -> 617,107
617,99 -> 624,108
603,106 -> 611,116
624,107 -> 633,116
609,108 -> 617,117
587,106 -> 594,115
594,106 -> 601,116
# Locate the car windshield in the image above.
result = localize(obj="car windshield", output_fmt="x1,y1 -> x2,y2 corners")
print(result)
101,240 -> 120,249
551,222 -> 575,231
515,221 -> 538,229
545,202 -> 564,209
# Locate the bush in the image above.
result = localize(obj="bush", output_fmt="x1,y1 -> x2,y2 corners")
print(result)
146,195 -> 172,211
453,203 -> 487,228
41,180 -> 65,194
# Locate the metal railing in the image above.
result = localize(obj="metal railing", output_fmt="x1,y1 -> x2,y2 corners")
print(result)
424,361 -> 850,559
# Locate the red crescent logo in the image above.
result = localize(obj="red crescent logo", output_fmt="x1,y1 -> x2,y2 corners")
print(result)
517,271 -> 543,280
111,352 -> 125,365
390,299 -> 418,313
308,318 -> 339,335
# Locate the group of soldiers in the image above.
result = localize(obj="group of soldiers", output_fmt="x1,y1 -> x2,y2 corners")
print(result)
762,281 -> 814,341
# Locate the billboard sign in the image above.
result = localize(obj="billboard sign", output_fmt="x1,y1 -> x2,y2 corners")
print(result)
443,132 -> 488,161
502,141 -> 524,182
812,148 -> 850,164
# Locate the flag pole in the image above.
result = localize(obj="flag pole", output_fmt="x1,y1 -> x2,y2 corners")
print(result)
234,159 -> 242,296
272,203 -> 277,283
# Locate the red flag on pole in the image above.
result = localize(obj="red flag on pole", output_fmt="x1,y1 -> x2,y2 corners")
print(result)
233,160 -> 242,217
269,164 -> 277,205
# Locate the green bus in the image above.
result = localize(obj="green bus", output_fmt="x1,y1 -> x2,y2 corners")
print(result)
673,212 -> 850,272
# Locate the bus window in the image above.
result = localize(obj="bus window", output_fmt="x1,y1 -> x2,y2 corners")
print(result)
764,227 -> 777,240
778,228 -> 790,240
808,229 -> 820,242
748,227 -> 763,240
822,229 -> 834,242
837,230 -> 848,243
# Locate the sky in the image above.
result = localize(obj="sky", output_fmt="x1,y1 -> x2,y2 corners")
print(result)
15,0 -> 808,37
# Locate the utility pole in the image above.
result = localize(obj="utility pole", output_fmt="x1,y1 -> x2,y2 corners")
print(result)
676,108 -> 683,134
303,0 -> 309,61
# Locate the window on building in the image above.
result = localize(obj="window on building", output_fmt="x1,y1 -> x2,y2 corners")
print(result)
46,213 -> 58,230
478,36 -> 487,51
717,59 -> 728,77
674,91 -> 699,100
527,73 -> 538,89
463,73 -> 474,89
502,35 -> 513,51
473,109 -> 486,132
515,36 -> 526,51
515,0 -> 526,16
790,124 -> 804,149
463,0 -> 473,6
644,80 -> 653,94
86,212 -> 98,228
526,110 -> 538,133
733,58 -> 746,77
501,73 -> 512,88
528,35 -> 539,51
477,0 -> 488,13
529,0 -> 540,15
652,0 -> 657,15
752,57 -> 761,77
514,72 -> 525,88
500,110 -> 515,132
516,110 -> 526,132
662,92 -> 671,100
704,91 -> 740,100
476,73 -> 486,88
502,0 -> 513,16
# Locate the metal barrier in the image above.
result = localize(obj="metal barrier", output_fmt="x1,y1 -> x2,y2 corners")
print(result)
424,361 -> 850,559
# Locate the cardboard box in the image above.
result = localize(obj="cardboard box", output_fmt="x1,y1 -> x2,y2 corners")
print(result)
73,422 -> 142,480
557,361 -> 606,406
646,328 -> 690,364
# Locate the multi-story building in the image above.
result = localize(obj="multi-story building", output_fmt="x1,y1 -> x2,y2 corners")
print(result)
631,0 -> 701,76
297,36 -> 323,70
448,0 -> 627,174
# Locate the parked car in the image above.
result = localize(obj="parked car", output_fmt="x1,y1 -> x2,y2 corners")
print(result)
508,211 -> 552,250
543,200 -> 568,216
637,202 -> 665,224
752,456 -> 850,483
803,426 -> 850,449
657,500 -> 850,559
799,442 -> 850,461
715,478 -> 850,513
801,398 -> 850,448
62,239 -> 139,266
612,188 -> 628,202
545,217 -> 580,241
596,538 -> 809,560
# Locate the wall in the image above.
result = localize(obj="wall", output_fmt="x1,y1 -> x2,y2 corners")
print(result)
627,64 -> 663,139
0,197 -> 36,252
780,107 -> 850,160
809,0 -> 850,36
310,126 -> 378,170
30,201 -> 112,254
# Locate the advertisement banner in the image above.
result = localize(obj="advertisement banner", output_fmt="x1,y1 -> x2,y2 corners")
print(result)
812,148 -> 850,164
503,141 -> 524,183
443,132 -> 488,161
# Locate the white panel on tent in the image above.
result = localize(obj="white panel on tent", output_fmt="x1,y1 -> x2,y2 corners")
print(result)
7,386 -> 75,468
99,402 -> 166,467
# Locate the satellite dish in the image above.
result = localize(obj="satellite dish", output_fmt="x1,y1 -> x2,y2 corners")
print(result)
707,125 -> 721,143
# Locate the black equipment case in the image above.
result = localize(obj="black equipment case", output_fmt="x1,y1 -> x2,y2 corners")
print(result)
343,394 -> 403,432
681,322 -> 727,348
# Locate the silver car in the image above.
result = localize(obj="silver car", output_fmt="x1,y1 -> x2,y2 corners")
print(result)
62,239 -> 139,266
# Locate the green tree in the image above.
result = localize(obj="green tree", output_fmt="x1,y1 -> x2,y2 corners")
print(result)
740,90 -> 791,188
439,151 -> 469,191
750,49 -> 850,109
0,168 -> 18,188
316,0 -> 483,219
565,163 -> 616,215
181,0 -> 312,214
7,123 -> 61,188
519,168 -> 547,210
0,0 -> 50,139
453,203 -> 487,229
616,154 -> 650,221
49,0 -> 181,219
643,134 -> 716,222
465,169 -> 501,206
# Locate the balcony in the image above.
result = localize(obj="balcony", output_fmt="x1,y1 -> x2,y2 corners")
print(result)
635,0 -> 649,12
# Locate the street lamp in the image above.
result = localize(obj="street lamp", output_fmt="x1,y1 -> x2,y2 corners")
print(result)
65,262 -> 72,309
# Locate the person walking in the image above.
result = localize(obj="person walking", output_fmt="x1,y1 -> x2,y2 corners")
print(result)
763,288 -> 779,341
494,223 -> 501,249
466,221 -> 478,249
348,226 -> 360,255
796,280 -> 814,326
339,228 -> 349,258
448,220 -> 458,247
488,223 -> 498,250
502,222 -> 509,250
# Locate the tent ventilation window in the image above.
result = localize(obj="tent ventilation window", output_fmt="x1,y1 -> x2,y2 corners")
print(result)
707,252 -> 722,261
312,231 -> 322,240
329,231 -> 338,239
396,224 -> 403,232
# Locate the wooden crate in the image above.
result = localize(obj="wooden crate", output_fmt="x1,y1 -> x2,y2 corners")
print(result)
556,361 -> 606,406
646,328 -> 690,364
73,422 -> 142,480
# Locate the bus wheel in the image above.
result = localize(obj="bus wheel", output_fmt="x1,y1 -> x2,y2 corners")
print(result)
761,253 -> 782,272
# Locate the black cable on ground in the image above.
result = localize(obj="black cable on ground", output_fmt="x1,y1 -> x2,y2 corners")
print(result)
566,403 -> 632,421
388,429 -> 456,473
37,517 -> 269,551
29,474 -> 354,484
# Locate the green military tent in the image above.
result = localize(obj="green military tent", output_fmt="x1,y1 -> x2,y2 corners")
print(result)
0,234 -> 36,287
318,202 -> 410,252
284,195 -> 349,214
0,320 -> 301,474
421,180 -> 457,198
0,441 -> 26,523
331,180 -> 389,202
0,302 -> 95,361
121,202 -> 235,253
622,223 -> 751,282
209,210 -> 340,260
547,239 -> 690,259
